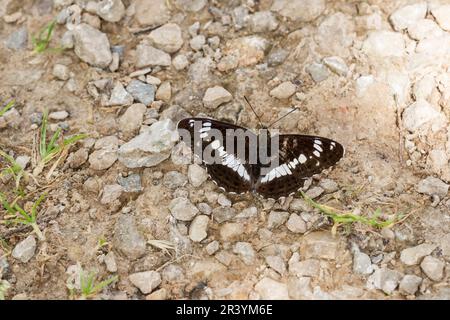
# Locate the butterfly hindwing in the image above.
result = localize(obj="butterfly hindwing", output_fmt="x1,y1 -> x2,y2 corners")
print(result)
256,135 -> 344,198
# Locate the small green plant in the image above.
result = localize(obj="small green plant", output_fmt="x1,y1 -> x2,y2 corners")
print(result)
300,191 -> 403,234
32,20 -> 57,53
0,149 -> 27,192
33,109 -> 87,177
0,100 -> 15,117
67,264 -> 118,300
0,279 -> 10,300
0,193 -> 46,241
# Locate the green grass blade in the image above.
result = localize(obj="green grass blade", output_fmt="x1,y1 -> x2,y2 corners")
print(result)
0,100 -> 15,117
40,110 -> 48,159
46,127 -> 61,155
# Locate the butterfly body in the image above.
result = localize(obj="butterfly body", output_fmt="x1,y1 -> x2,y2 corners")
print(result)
177,118 -> 344,199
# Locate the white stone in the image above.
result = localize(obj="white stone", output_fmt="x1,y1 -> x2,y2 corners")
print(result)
271,0 -> 325,23
400,243 -> 437,266
189,35 -> 206,51
323,56 -> 348,76
389,2 -> 427,31
73,23 -> 112,68
169,197 -> 199,221
417,177 -> 449,198
402,100 -> 446,132
136,44 -> 171,68
362,31 -> 405,58
420,256 -> 444,281
356,75 -> 374,97
129,271 -> 161,294
431,4 -> 450,31
12,235 -> 36,263
408,19 -> 444,40
254,277 -> 289,300
413,74 -> 435,101
189,215 -> 209,242
188,163 -> 208,187
172,54 -> 189,70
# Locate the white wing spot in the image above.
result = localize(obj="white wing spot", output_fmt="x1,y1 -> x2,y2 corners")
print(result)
314,139 -> 322,145
299,154 -> 307,164
313,150 -> 321,157
314,144 -> 323,152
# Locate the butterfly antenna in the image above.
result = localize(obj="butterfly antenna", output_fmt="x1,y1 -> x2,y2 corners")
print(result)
244,96 -> 264,128
268,107 -> 299,128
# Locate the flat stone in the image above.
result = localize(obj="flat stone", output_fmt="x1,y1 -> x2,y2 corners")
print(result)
136,44 -> 171,68
306,62 -> 329,82
169,197 -> 199,221
254,277 -> 289,300
134,0 -> 170,27
188,164 -> 208,187
212,207 -> 236,223
271,0 -> 325,23
129,271 -> 161,294
117,174 -> 142,193
408,19 -> 444,40
88,135 -> 119,170
172,54 -> 189,70
420,256 -> 444,281
367,267 -> 403,295
118,119 -> 178,168
389,2 -> 427,31
431,4 -> 450,31
289,258 -> 320,277
73,23 -> 112,68
205,241 -> 219,255
119,103 -> 146,135
270,82 -> 296,99
113,215 -> 147,260
353,250 -> 374,275
402,100 -> 446,132
220,222 -> 245,241
233,242 -> 256,265
100,184 -> 123,204
265,255 -> 286,275
301,231 -> 340,260
109,82 -> 134,106
96,0 -> 125,22
189,215 -> 209,242
104,251 -> 118,272
399,275 -> 422,295
5,27 -> 28,50
149,23 -> 183,53
323,56 -> 348,76
267,211 -> 289,229
400,243 -> 437,266
362,31 -> 405,58
249,11 -> 279,33
203,86 -> 232,109
190,35 -> 206,51
417,177 -> 449,198
126,80 -> 155,106
12,235 -> 36,263
286,213 -> 307,234
52,64 -> 70,81
49,110 -> 69,120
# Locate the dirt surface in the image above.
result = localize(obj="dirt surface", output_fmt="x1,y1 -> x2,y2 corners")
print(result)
0,0 -> 449,300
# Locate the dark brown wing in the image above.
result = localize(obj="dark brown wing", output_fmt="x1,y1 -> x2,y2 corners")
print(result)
177,117 -> 256,194
255,134 -> 344,199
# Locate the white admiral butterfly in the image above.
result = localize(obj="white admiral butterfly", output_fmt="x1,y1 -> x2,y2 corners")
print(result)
177,116 -> 344,199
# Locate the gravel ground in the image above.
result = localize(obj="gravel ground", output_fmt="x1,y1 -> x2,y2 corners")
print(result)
0,0 -> 449,300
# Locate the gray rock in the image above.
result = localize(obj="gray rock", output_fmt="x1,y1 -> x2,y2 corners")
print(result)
126,80 -> 155,106
219,222 -> 245,241
60,30 -> 74,49
198,203 -> 212,215
353,250 -> 374,275
12,235 -> 36,263
15,156 -> 30,169
5,27 -> 28,50
235,206 -> 257,219
163,171 -> 188,189
188,164 -> 208,187
367,267 -> 403,295
319,179 -> 339,193
400,243 -> 437,266
149,23 -> 183,53
189,215 -> 209,242
88,135 -> 119,170
389,2 -> 427,31
267,48 -> 288,66
356,75 -> 374,97
399,275 -> 422,295
249,11 -> 278,33
287,276 -> 312,299
306,63 -> 329,83
266,255 -> 286,275
268,211 -> 290,229
286,213 -> 307,234
408,19 -> 444,41
315,13 -> 355,58
215,250 -> 233,266
289,198 -> 310,212
52,64 -> 70,81
129,271 -> 161,294
175,0 -> 206,12
270,82 -> 296,99
212,207 -> 236,223
136,44 -> 171,68
254,277 -> 289,300
188,57 -> 214,85
169,197 -> 199,221
97,0 -> 125,22
417,177 -> 449,198
119,103 -> 146,135
118,119 -> 178,168
117,174 -> 142,193
134,0 -> 170,27
109,82 -> 133,106
100,184 -> 123,204
155,81 -> 171,103
114,215 -> 147,259
73,23 -> 112,68
289,258 -> 320,277
420,256 -> 444,281
217,194 -> 231,207
271,0 -> 325,24
233,242 -> 256,265
104,251 -> 118,272
203,86 -> 233,109
323,57 -> 348,76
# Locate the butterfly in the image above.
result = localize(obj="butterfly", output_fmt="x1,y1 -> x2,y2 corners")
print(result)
177,117 -> 344,199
